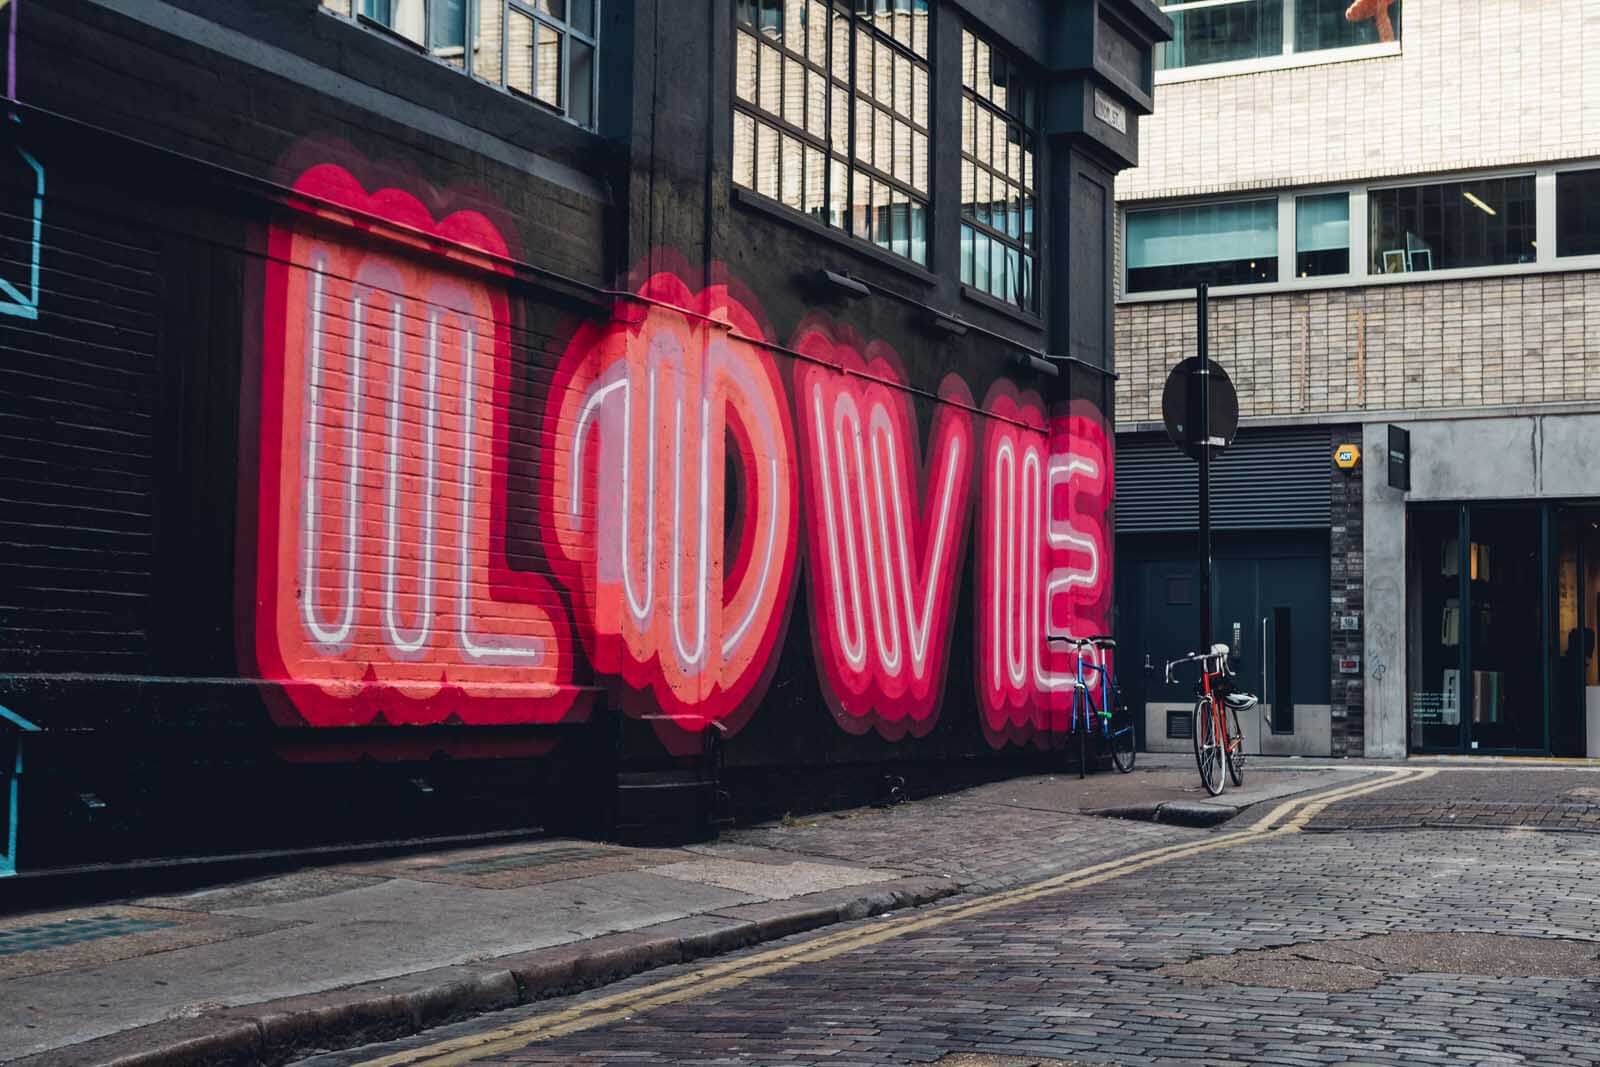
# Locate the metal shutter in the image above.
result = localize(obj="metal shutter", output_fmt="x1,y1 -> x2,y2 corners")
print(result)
1115,427 -> 1332,532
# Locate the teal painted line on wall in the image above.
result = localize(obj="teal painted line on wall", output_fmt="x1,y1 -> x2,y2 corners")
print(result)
0,142 -> 43,320
0,704 -> 36,878
0,704 -> 40,732
1,748 -> 17,877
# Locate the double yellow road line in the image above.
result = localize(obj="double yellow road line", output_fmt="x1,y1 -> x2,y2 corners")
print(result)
363,767 -> 1434,1067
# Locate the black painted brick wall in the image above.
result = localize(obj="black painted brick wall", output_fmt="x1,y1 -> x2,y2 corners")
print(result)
1330,427 -> 1364,757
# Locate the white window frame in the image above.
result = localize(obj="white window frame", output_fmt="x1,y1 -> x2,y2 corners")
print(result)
1551,160 -> 1600,261
1154,0 -> 1401,85
321,0 -> 602,131
1118,162 -> 1600,304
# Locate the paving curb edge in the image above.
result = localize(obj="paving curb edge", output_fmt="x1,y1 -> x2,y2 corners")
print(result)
11,875 -> 959,1067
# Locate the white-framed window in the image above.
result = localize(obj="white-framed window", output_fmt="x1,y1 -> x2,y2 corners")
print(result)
1157,0 -> 1399,75
732,0 -> 932,266
1125,197 -> 1278,293
1119,162 -> 1600,301
959,27 -> 1039,312
1368,174 -> 1535,275
1556,166 -> 1600,259
321,0 -> 600,129
1294,192 -> 1349,277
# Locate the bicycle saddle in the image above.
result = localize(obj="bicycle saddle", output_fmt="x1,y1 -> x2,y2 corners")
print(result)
1086,635 -> 1116,648
1223,690 -> 1259,711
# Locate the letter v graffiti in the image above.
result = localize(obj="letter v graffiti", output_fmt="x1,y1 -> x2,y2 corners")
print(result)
794,321 -> 975,740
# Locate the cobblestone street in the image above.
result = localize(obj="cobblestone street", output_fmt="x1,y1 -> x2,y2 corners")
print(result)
309,766 -> 1600,1067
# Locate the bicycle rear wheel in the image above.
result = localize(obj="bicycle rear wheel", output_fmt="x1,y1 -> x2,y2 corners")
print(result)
1108,687 -> 1136,774
1193,698 -> 1224,796
1225,703 -> 1246,787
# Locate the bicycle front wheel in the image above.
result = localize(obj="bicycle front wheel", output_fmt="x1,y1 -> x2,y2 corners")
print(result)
1225,703 -> 1246,787
1193,698 -> 1224,796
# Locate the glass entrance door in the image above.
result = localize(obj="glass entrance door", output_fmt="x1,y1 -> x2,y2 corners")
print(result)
1409,503 -> 1550,753
1408,508 -> 1464,750
1553,509 -> 1600,757
1465,506 -> 1543,752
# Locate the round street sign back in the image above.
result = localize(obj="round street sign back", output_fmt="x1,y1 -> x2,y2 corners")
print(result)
1161,357 -> 1240,460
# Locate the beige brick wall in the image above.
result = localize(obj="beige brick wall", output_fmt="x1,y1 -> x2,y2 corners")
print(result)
1119,0 -> 1600,202
1115,270 -> 1600,423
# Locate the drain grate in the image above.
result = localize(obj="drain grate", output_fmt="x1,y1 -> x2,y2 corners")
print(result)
432,846 -> 616,875
0,914 -> 177,956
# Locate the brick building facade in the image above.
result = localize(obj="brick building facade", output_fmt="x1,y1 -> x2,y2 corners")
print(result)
0,0 -> 1170,874
1112,0 -> 1600,758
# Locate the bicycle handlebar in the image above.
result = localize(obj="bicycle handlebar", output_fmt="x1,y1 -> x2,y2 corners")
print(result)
1163,648 -> 1234,686
1047,635 -> 1117,651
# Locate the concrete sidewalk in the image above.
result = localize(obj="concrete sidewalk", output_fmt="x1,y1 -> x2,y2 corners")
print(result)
1,756 -> 1370,1066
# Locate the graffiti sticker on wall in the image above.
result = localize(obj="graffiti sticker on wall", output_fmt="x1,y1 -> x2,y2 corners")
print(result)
249,165 -> 1118,753
251,163 -> 578,727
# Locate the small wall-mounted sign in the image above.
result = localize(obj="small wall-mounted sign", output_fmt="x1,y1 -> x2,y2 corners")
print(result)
1338,656 -> 1362,675
1339,614 -> 1361,632
1387,424 -> 1411,491
1093,89 -> 1127,135
1334,443 -> 1361,470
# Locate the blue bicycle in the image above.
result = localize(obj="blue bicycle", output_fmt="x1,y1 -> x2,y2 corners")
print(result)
1059,635 -> 1137,778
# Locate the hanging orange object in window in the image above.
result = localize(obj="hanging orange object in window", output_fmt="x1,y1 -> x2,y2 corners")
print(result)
1345,0 -> 1397,42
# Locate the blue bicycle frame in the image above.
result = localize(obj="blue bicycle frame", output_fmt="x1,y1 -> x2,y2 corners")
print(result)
1060,637 -> 1135,777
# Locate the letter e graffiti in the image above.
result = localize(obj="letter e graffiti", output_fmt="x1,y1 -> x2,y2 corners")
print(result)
976,386 -> 1113,748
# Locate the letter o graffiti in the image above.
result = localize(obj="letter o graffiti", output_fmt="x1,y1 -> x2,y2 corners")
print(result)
545,274 -> 799,744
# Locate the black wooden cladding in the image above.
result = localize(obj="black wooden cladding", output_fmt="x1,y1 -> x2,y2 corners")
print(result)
0,181 -> 160,674
1115,426 -> 1333,533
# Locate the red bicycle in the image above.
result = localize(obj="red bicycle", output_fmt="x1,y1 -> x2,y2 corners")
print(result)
1165,643 -> 1256,796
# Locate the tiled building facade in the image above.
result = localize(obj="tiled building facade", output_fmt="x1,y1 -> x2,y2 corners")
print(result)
1113,0 -> 1600,759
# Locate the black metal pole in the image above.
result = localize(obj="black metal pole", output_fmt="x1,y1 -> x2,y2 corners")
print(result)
1197,283 -> 1212,655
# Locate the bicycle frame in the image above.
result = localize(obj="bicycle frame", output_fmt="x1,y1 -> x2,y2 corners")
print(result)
1061,639 -> 1135,760
1166,647 -> 1243,794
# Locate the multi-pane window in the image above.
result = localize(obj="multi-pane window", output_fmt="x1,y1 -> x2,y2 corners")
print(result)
1295,193 -> 1349,277
321,0 -> 599,129
1157,0 -> 1400,72
959,29 -> 1037,311
733,1 -> 931,266
1368,176 -> 1535,274
1125,199 -> 1278,293
1556,168 -> 1600,259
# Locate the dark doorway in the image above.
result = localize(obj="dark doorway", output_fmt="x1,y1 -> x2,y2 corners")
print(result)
1118,533 -> 1331,752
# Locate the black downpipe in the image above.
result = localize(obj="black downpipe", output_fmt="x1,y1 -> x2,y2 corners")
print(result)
1197,284 -> 1212,655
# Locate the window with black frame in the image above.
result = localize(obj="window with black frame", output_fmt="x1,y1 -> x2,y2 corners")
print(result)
959,28 -> 1037,311
1368,175 -> 1535,275
321,0 -> 600,128
733,0 -> 931,266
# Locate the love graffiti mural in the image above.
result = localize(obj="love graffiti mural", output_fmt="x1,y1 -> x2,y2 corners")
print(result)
246,165 -> 1112,752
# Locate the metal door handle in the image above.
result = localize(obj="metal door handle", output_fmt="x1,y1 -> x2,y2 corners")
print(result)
1261,616 -> 1270,729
